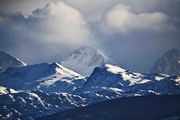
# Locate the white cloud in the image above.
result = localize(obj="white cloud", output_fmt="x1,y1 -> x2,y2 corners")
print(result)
0,1 -> 93,63
30,1 -> 92,46
0,0 -> 179,73
65,0 -> 161,15
0,0 -> 172,16
65,0 -> 115,14
0,0 -> 51,16
103,4 -> 171,33
0,1 -> 92,46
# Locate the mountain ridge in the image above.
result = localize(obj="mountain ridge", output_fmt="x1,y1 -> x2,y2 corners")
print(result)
0,62 -> 85,92
0,47 -> 180,120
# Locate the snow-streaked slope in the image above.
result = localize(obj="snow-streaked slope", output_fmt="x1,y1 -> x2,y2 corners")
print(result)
151,48 -> 180,76
0,90 -> 87,120
0,51 -> 26,72
0,63 -> 180,120
83,64 -> 146,91
61,46 -> 106,76
0,63 -> 85,92
82,64 -> 180,96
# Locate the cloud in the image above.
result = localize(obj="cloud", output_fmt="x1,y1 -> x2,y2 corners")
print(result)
102,4 -> 171,34
0,0 -> 51,16
0,0 -> 179,73
0,1 -> 93,63
31,1 -> 92,45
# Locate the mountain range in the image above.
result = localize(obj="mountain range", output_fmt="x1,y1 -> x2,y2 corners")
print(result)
0,47 -> 180,120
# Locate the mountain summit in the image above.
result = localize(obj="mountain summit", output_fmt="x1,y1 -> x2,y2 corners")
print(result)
151,48 -> 180,76
61,46 -> 106,76
0,51 -> 26,72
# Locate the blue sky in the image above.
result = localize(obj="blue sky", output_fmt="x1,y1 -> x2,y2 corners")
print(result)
0,0 -> 180,73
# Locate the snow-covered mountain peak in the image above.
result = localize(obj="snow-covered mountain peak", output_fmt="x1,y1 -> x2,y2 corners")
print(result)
61,46 -> 106,76
151,48 -> 180,76
51,62 -> 84,79
104,64 -> 126,74
83,64 -> 146,92
0,51 -> 26,72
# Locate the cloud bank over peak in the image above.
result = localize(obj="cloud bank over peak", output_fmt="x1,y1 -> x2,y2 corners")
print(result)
0,0 -> 179,73
31,1 -> 92,45
0,1 -> 93,63
102,4 -> 172,34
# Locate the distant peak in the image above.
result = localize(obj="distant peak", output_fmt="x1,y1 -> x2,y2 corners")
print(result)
0,51 -> 26,64
151,48 -> 180,76
61,46 -> 106,76
73,46 -> 107,57
0,51 -> 26,72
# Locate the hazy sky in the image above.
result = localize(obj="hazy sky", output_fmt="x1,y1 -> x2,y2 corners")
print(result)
0,0 -> 180,73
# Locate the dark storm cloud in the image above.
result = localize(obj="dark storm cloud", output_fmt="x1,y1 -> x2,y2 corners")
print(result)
0,0 -> 180,73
